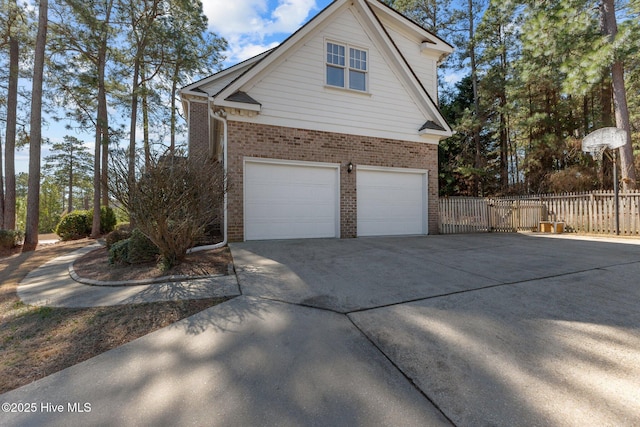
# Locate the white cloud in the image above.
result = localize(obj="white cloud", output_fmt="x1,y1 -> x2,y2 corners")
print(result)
203,0 -> 269,36
231,39 -> 281,62
443,70 -> 465,86
203,0 -> 319,64
268,0 -> 317,34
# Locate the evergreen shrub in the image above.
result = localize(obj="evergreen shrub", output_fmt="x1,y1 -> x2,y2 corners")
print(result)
55,210 -> 92,240
0,229 -> 24,249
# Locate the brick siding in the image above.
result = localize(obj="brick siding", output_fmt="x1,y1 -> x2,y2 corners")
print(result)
188,101 -> 209,163
222,121 -> 439,241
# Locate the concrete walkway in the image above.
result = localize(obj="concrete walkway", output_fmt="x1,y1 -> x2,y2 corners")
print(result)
2,233 -> 640,426
17,244 -> 240,307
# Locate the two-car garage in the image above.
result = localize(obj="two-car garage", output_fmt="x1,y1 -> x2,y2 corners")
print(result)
243,159 -> 428,240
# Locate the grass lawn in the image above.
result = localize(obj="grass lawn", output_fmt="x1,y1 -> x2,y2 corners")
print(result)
0,240 -> 228,394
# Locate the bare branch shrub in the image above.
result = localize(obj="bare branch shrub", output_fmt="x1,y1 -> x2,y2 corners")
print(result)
110,149 -> 224,269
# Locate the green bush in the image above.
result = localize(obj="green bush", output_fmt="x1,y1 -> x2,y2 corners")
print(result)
127,229 -> 159,264
107,229 -> 159,265
0,229 -> 24,249
105,228 -> 131,249
55,210 -> 92,241
100,206 -> 117,234
115,222 -> 131,232
108,239 -> 130,265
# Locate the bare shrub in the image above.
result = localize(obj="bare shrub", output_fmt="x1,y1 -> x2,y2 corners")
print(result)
546,165 -> 599,193
110,150 -> 224,269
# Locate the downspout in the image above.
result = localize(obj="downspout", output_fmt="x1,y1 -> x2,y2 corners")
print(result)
183,97 -> 191,146
188,99 -> 228,252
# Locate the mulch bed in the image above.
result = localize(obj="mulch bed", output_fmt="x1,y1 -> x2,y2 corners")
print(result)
72,246 -> 233,282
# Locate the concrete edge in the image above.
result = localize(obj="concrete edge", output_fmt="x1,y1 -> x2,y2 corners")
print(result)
68,246 -> 236,287
68,265 -> 231,287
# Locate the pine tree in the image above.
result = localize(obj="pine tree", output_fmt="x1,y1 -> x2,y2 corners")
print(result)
43,136 -> 93,212
23,0 -> 48,252
48,0 -> 117,238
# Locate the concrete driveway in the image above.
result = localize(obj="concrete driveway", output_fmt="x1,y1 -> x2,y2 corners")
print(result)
2,233 -> 639,426
233,233 -> 640,425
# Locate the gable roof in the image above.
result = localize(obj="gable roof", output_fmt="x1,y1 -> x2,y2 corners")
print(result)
181,49 -> 272,97
182,0 -> 453,137
367,0 -> 453,58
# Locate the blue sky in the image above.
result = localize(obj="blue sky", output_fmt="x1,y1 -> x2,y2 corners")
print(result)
202,0 -> 333,66
15,0 -> 334,174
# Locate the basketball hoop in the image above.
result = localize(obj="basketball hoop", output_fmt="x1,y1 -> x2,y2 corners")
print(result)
582,127 -> 627,161
587,145 -> 607,162
582,127 -> 627,235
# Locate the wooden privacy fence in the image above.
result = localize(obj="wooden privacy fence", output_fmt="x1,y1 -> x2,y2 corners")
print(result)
438,198 -> 545,234
439,191 -> 640,236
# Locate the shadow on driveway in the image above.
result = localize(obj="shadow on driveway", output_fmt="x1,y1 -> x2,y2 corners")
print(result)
232,233 -> 640,425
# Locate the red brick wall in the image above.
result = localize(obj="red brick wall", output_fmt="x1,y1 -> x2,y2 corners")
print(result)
188,101 -> 209,163
225,121 -> 439,241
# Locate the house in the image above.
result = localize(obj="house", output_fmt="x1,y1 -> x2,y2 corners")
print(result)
180,0 -> 453,242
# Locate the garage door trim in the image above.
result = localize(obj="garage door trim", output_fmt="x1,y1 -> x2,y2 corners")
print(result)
356,165 -> 429,237
243,157 -> 341,240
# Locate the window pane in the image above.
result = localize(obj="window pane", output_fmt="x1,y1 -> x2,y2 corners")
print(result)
349,70 -> 366,91
327,43 -> 345,66
327,65 -> 345,87
349,48 -> 367,71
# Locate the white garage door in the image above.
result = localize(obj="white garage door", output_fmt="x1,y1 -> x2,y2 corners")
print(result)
244,159 -> 340,240
357,167 -> 427,237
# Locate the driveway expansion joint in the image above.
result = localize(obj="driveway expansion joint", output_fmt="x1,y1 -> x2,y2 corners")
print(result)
346,314 -> 458,426
344,263 -> 628,315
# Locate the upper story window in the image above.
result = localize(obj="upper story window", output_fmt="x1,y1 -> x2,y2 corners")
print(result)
326,42 -> 368,92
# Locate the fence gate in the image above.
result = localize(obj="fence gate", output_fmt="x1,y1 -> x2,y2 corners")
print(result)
439,198 -> 545,234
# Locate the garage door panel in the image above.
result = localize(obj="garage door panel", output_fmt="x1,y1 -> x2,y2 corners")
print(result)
244,161 -> 339,240
357,168 -> 427,237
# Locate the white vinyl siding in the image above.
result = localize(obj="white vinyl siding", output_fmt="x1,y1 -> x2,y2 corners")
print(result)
233,6 -> 435,144
200,65 -> 253,96
384,27 -> 437,100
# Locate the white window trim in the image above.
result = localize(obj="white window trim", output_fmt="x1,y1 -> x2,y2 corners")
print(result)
325,39 -> 369,93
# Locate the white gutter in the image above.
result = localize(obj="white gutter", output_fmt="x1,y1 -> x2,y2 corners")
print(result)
187,101 -> 228,253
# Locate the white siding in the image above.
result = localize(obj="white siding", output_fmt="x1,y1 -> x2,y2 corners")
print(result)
201,66 -> 249,96
384,26 -> 438,100
233,6 -> 436,143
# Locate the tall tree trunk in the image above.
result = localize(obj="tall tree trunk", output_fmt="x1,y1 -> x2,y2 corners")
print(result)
600,78 -> 613,127
601,0 -> 636,190
141,64 -> 150,169
170,63 -> 179,153
68,160 -> 74,212
583,95 -> 589,134
468,0 -> 482,196
91,41 -> 109,237
99,1 -> 113,208
4,32 -> 18,230
23,0 -> 48,252
128,58 -> 140,194
100,97 -> 109,207
499,25 -> 508,192
598,78 -> 613,188
0,136 -> 4,229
